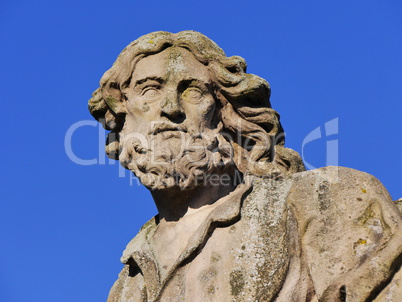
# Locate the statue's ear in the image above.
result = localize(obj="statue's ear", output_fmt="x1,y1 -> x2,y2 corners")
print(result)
104,94 -> 127,115
99,80 -> 126,114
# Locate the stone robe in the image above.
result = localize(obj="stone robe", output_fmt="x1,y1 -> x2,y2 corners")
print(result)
107,167 -> 402,301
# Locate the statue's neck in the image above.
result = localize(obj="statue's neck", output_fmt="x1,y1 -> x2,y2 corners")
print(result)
151,181 -> 237,222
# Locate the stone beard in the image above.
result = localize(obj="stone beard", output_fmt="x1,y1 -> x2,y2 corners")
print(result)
118,125 -> 235,190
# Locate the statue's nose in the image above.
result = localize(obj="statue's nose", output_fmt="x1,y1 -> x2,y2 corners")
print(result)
160,91 -> 185,122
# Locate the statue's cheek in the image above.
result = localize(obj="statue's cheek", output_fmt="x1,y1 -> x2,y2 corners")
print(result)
197,96 -> 215,116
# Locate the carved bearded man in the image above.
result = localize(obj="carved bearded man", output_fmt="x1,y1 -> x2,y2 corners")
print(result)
89,31 -> 402,301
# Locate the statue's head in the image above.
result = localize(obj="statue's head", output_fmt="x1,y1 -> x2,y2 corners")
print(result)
89,31 -> 305,190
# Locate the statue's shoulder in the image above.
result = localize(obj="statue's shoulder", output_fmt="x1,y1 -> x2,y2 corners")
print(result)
246,166 -> 400,235
121,215 -> 158,264
285,166 -> 402,300
291,166 -> 388,190
246,166 -> 398,216
288,166 -> 395,209
287,166 -> 400,224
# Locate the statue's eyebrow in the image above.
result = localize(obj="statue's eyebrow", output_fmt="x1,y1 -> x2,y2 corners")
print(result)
134,76 -> 163,87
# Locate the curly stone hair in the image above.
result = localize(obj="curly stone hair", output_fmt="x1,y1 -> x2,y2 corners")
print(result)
88,30 -> 305,178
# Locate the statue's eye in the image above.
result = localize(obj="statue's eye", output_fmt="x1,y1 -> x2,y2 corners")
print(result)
182,87 -> 203,104
142,88 -> 160,101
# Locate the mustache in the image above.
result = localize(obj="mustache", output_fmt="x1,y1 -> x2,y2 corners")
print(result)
149,122 -> 188,135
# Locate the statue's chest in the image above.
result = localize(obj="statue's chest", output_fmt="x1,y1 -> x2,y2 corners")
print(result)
161,214 -> 290,302
157,181 -> 293,302
119,181 -> 296,302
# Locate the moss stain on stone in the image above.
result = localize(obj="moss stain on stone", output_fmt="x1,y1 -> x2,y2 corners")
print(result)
230,270 -> 245,296
211,252 -> 221,262
105,96 -> 119,113
353,238 -> 367,249
318,181 -> 330,212
356,204 -> 375,225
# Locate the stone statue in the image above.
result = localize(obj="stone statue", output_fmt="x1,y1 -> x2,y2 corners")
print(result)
89,31 -> 402,301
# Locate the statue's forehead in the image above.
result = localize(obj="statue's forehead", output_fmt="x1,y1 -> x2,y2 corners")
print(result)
132,47 -> 210,81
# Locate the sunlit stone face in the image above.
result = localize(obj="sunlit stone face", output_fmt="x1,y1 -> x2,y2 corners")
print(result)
123,47 -> 216,142
118,47 -> 233,190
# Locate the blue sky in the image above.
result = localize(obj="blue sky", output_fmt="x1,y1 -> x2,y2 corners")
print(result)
1,1 -> 401,301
